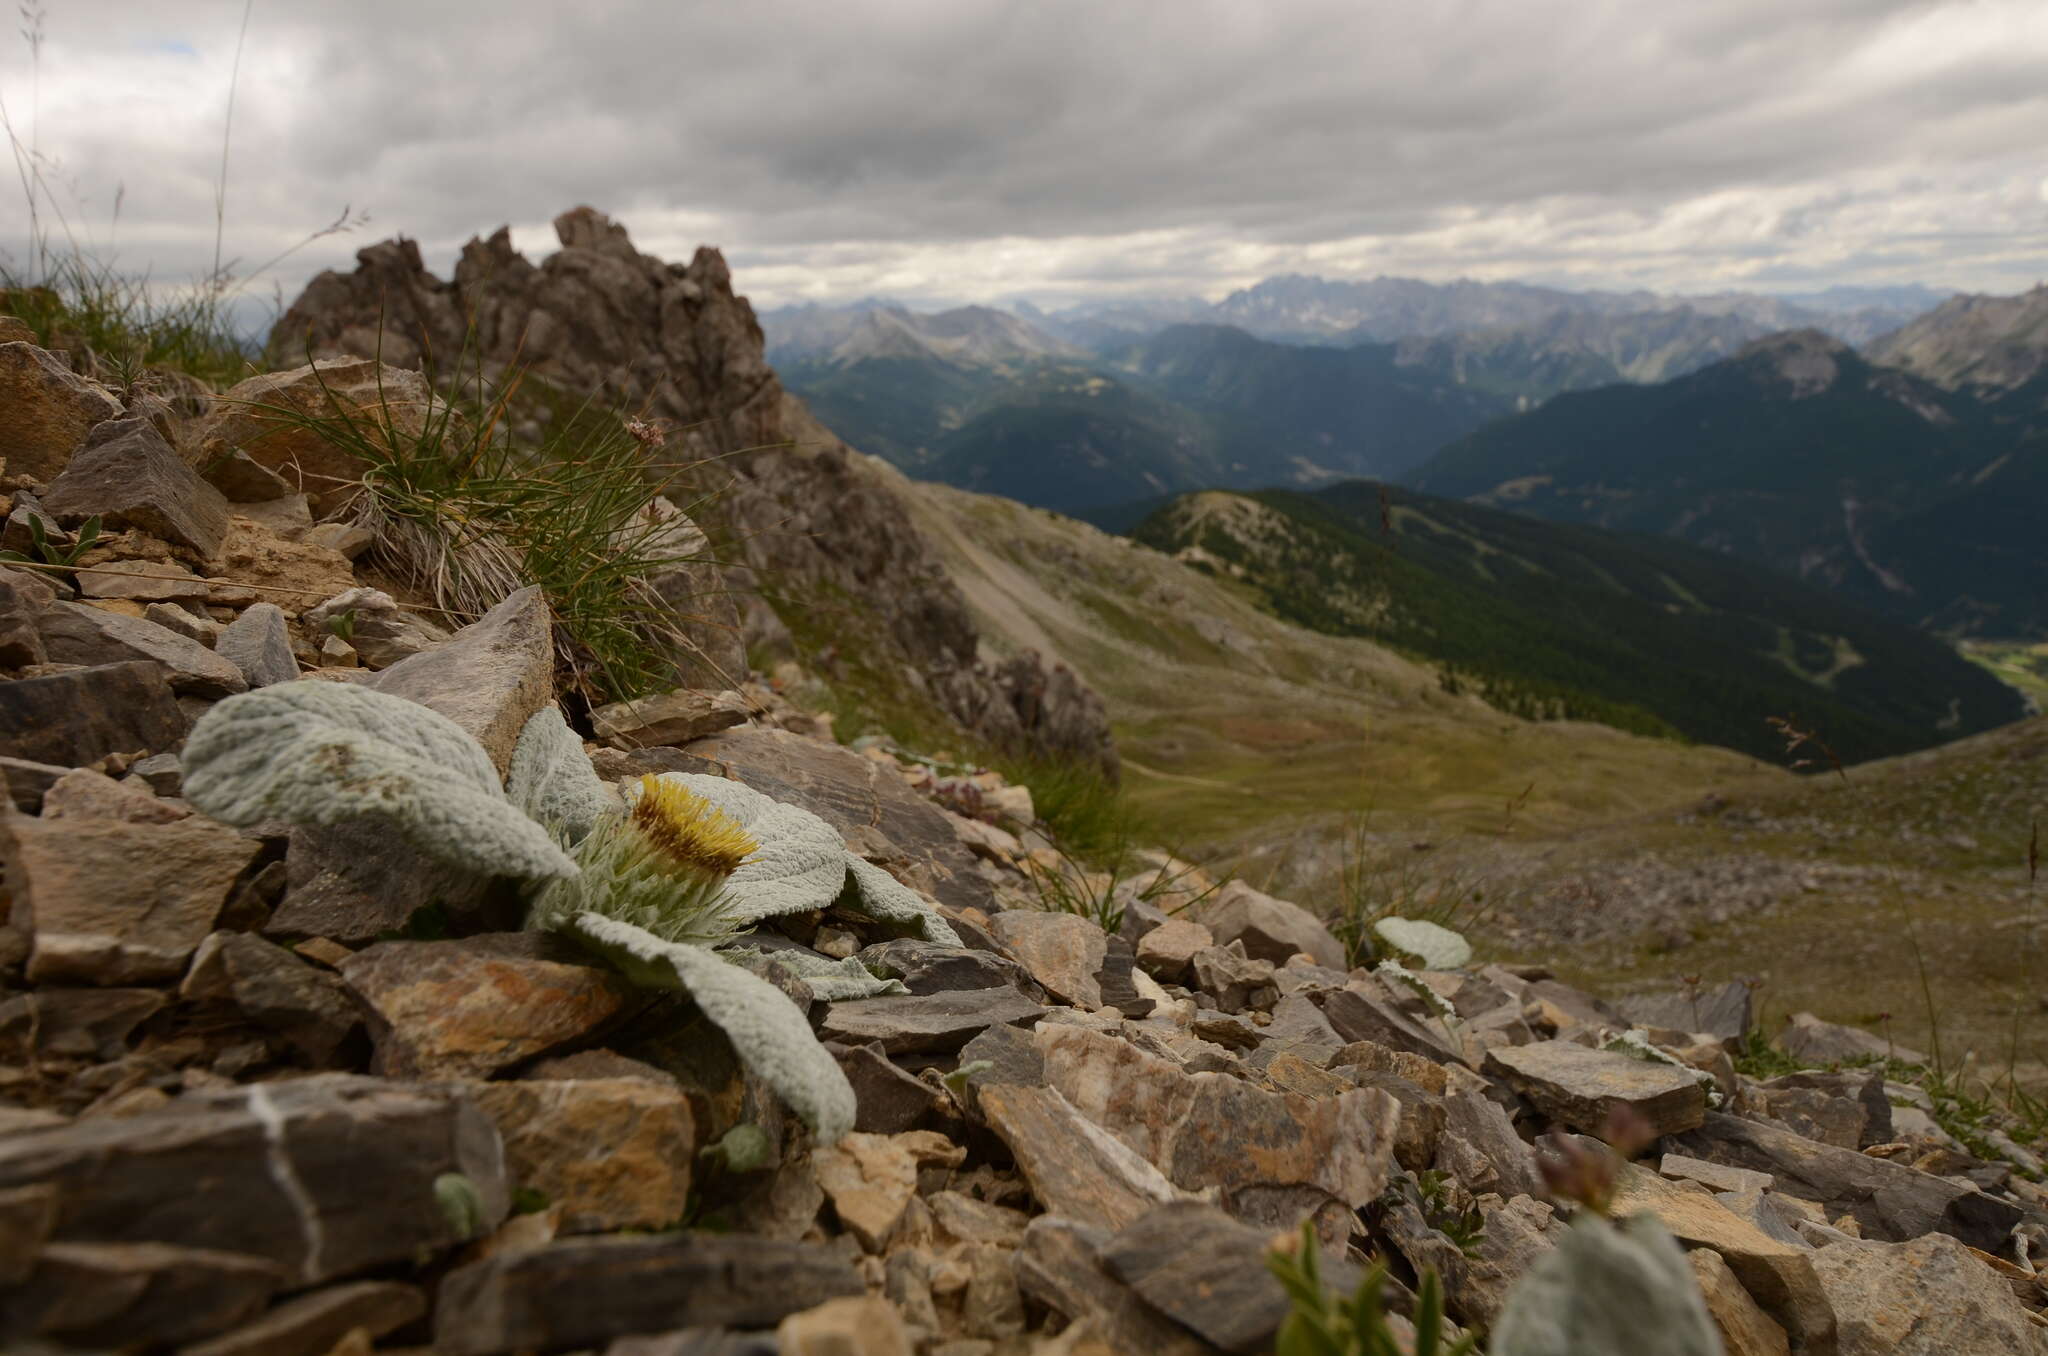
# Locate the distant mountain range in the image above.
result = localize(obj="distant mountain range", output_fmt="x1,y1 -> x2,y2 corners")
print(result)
1405,326 -> 2048,637
765,274 -> 2048,642
1131,482 -> 2026,762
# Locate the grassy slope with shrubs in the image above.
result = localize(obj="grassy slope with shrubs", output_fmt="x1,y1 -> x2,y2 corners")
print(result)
1131,481 -> 2027,764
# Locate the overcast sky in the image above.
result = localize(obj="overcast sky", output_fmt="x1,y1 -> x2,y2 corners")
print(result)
3,0 -> 2046,323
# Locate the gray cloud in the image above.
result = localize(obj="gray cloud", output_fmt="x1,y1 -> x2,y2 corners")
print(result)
2,0 -> 2044,320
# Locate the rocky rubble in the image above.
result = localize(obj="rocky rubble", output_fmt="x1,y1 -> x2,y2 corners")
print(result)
3,281 -> 2046,1355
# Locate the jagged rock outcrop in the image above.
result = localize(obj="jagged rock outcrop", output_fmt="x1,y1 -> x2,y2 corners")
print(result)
269,208 -> 1118,777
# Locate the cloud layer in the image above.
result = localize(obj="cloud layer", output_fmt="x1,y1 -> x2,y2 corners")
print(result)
3,0 -> 2045,315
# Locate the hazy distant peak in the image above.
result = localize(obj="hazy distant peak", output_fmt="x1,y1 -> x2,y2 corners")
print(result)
1733,328 -> 1853,397
1863,283 -> 2048,393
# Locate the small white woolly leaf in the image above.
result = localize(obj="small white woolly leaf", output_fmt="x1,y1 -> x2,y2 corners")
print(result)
841,856 -> 964,947
635,773 -> 848,921
1373,916 -> 1473,970
507,706 -> 615,842
566,912 -> 856,1142
724,945 -> 908,1001
182,683 -> 576,880
1490,1214 -> 1720,1356
1376,959 -> 1459,1023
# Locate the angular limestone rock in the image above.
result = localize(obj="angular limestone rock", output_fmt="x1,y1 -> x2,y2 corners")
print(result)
1776,1012 -> 1927,1068
1100,1200 -> 1308,1354
0,340 -> 124,481
215,602 -> 298,687
37,601 -> 248,697
1036,1023 -> 1399,1219
978,1083 -> 1191,1232
469,1079 -> 695,1233
1013,1216 -> 1217,1356
199,359 -> 454,518
0,1240 -> 285,1349
1189,879 -> 1345,969
176,1280 -> 426,1356
7,812 -> 262,985
0,1075 -> 507,1285
810,1130 -> 965,1252
370,585 -> 553,775
43,416 -> 231,557
1320,977 -> 1466,1066
1688,1248 -> 1792,1356
1134,916 -> 1212,983
818,988 -> 1044,1054
591,687 -> 750,748
432,1234 -> 863,1355
1611,1162 -> 1835,1350
340,935 -> 639,1079
75,559 -> 211,608
0,661 -> 186,766
180,930 -> 364,1065
1809,1232 -> 2048,1355
987,909 -> 1107,1008
1484,1039 -> 1708,1138
1671,1111 -> 2023,1252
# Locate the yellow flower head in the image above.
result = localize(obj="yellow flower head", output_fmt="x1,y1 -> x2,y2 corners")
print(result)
628,774 -> 758,880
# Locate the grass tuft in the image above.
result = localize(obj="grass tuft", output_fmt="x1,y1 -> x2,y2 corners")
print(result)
229,338 -> 729,704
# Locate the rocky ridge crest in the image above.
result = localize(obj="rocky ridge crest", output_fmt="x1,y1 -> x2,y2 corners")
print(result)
269,206 -> 1116,778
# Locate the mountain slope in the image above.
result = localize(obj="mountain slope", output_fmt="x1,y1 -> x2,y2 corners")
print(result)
1132,483 -> 2025,764
1864,283 -> 2048,395
1407,331 -> 2048,636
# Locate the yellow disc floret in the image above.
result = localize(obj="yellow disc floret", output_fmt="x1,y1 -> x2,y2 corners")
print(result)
628,775 -> 759,880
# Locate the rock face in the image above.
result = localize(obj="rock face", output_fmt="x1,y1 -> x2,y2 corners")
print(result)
271,210 -> 1117,774
469,1079 -> 695,1233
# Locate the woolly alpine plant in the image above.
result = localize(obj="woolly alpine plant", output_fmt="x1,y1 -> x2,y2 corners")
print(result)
180,683 -> 964,1142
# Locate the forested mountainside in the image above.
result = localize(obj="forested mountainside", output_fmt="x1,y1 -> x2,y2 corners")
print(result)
1407,330 -> 2048,638
1130,482 -> 2025,764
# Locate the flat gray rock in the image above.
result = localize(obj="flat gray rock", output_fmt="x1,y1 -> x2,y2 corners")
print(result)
1101,1200 -> 1311,1354
1810,1232 -> 2048,1354
37,601 -> 248,698
819,987 -> 1044,1054
0,1240 -> 285,1349
0,661 -> 187,766
1484,1039 -> 1708,1138
1671,1110 -> 2023,1251
0,1075 -> 507,1286
433,1234 -> 862,1355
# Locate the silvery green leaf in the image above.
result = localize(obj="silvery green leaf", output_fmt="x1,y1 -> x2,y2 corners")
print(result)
723,945 -> 908,1001
182,683 -> 576,881
638,773 -> 848,921
566,911 -> 856,1142
1490,1214 -> 1720,1356
508,705 -> 615,842
842,855 -> 964,947
1373,916 -> 1473,970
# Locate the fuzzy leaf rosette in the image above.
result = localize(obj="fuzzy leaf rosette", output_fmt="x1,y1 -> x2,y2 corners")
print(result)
181,685 -> 962,1143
